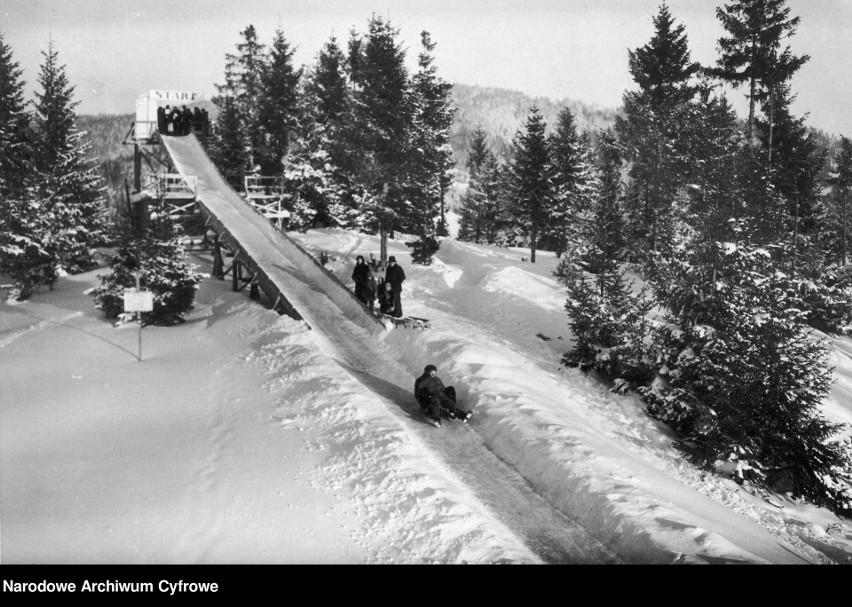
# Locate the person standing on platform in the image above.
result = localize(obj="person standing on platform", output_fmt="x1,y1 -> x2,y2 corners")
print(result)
201,108 -> 210,136
169,106 -> 180,135
157,105 -> 166,134
164,105 -> 173,134
193,107 -> 203,134
182,106 -> 193,136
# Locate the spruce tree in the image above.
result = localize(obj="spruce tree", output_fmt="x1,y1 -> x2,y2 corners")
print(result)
305,35 -> 352,177
31,40 -> 76,175
683,85 -> 746,243
713,0 -> 809,146
257,28 -> 302,174
0,31 -> 30,198
466,126 -> 491,178
616,4 -> 699,259
458,139 -> 496,243
308,36 -> 350,125
30,40 -> 106,274
210,95 -> 251,190
458,128 -> 509,245
588,131 -> 626,286
92,212 -> 202,325
510,106 -> 551,263
0,189 -> 56,301
548,107 -> 596,258
829,137 -> 852,265
756,82 -> 824,243
214,25 -> 267,170
648,240 -> 851,514
410,31 -> 456,239
0,34 -> 42,300
298,38 -> 357,228
348,16 -> 413,263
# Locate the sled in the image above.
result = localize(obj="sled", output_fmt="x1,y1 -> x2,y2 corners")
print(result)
416,394 -> 473,428
423,406 -> 472,427
380,314 -> 431,330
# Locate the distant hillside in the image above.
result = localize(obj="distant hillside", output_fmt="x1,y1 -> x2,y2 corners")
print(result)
450,83 -> 619,173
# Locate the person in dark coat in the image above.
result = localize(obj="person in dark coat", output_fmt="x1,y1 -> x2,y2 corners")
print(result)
180,106 -> 192,135
157,105 -> 167,134
164,105 -> 173,134
192,107 -> 203,134
352,255 -> 370,304
384,255 -> 406,318
200,108 -> 210,136
415,365 -> 471,426
366,271 -> 378,313
169,106 -> 181,135
378,280 -> 395,316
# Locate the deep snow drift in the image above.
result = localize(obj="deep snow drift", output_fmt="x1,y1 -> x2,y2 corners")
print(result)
2,226 -> 852,564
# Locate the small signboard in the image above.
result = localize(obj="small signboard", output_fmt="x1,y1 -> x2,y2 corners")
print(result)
123,289 -> 154,312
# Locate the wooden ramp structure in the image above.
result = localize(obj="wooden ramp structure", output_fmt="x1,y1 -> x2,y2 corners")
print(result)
158,134 -> 386,334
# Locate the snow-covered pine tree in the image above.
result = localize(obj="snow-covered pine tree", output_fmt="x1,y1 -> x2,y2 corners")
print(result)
712,0 -> 809,148
828,136 -> 852,265
308,36 -> 350,126
210,95 -> 251,191
0,34 -> 49,301
647,237 -> 852,514
616,4 -> 699,260
256,28 -> 302,174
681,85 -> 745,244
546,107 -> 584,258
509,106 -> 552,263
410,31 -> 456,240
347,16 -> 413,263
562,266 -> 654,390
586,131 -> 625,284
755,83 -> 825,249
30,39 -> 107,275
0,188 -> 57,301
279,95 -> 339,232
306,35 -> 353,177
458,127 -> 493,243
0,31 -> 31,199
92,211 -> 202,326
214,25 -> 267,170
297,36 -> 359,229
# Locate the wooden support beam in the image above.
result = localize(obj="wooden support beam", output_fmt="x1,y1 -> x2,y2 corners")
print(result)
212,235 -> 224,279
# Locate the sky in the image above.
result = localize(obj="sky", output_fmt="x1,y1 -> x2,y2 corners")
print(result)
1,0 -> 851,136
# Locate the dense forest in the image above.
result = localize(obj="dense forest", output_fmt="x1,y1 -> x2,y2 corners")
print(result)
3,1 -> 852,515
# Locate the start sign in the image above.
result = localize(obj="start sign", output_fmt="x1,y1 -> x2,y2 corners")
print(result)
124,289 -> 154,312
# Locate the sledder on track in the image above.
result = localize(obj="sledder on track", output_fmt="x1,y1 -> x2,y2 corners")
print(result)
414,365 -> 472,427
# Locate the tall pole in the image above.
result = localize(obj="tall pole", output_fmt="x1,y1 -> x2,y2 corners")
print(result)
841,191 -> 849,266
135,272 -> 143,362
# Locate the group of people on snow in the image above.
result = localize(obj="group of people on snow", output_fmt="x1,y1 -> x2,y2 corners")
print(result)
157,105 -> 210,137
351,254 -> 406,318
351,254 -> 469,427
